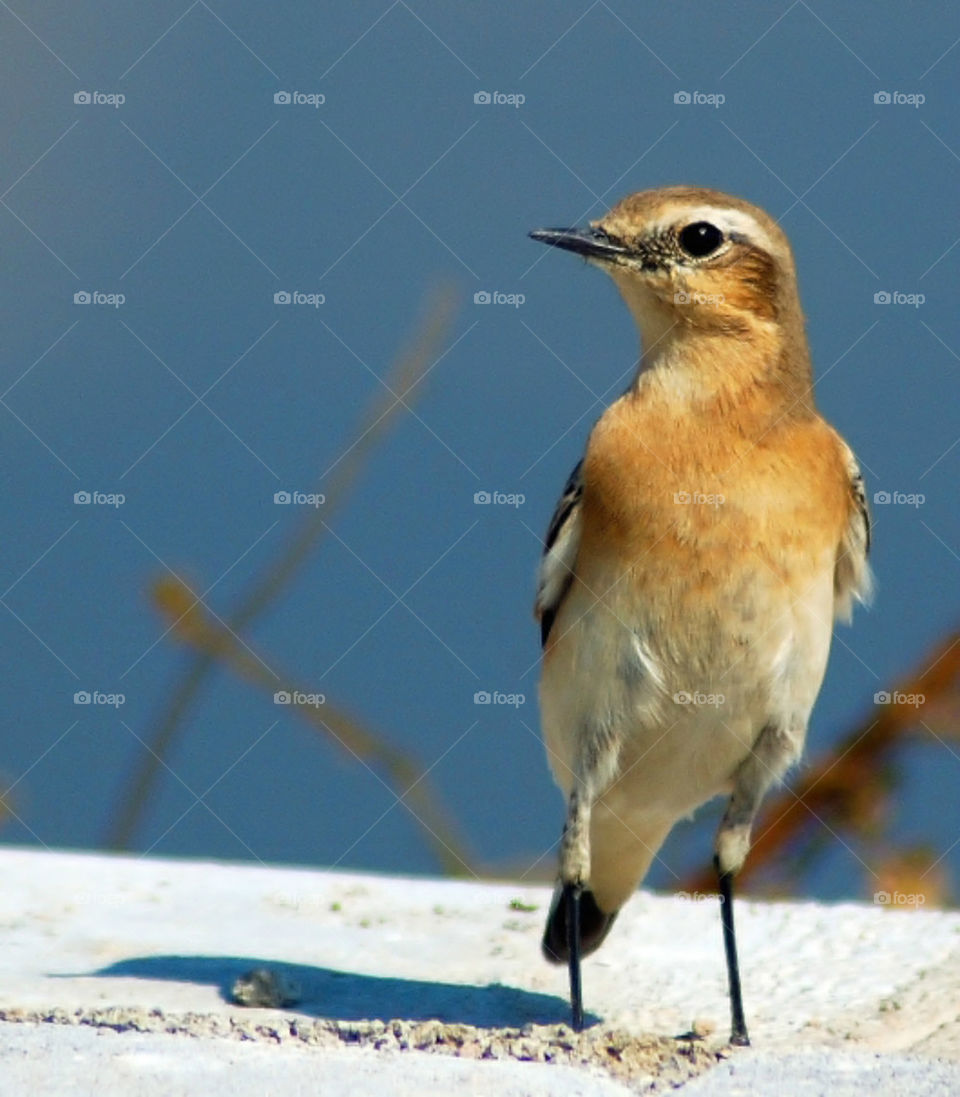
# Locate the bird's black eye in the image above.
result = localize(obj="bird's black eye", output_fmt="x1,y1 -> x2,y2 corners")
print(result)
678,221 -> 724,258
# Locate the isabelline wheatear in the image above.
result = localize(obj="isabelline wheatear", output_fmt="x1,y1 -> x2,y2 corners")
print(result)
530,186 -> 871,1044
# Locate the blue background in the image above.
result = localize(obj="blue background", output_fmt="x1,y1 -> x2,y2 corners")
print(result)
1,1 -> 958,901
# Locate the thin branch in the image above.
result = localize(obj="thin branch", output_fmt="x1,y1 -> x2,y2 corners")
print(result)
149,576 -> 477,876
108,287 -> 459,851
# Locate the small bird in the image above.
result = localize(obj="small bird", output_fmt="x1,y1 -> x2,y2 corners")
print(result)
530,185 -> 871,1044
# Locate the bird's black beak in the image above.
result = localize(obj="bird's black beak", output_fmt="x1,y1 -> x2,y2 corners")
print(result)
529,227 -> 627,262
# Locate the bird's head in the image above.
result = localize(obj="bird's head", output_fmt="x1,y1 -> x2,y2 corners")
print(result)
531,185 -> 802,346
531,185 -> 812,407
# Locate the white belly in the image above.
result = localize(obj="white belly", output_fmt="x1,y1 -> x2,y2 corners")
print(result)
539,566 -> 835,821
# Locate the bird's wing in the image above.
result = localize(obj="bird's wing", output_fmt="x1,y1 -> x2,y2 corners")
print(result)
834,440 -> 872,621
535,460 -> 584,647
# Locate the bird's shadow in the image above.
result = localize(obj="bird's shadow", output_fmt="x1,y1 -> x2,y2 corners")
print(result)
76,955 -> 597,1029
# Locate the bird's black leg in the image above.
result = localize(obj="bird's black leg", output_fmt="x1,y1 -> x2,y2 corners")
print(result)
717,857 -> 750,1046
715,723 -> 797,1047
564,881 -> 584,1031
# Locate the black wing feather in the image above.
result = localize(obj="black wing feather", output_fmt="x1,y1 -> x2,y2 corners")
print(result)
537,460 -> 584,648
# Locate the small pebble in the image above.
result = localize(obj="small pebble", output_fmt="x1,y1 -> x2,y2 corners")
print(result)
230,967 -> 302,1008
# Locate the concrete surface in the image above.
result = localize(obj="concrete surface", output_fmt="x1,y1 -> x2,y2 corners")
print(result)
1,848 -> 959,1094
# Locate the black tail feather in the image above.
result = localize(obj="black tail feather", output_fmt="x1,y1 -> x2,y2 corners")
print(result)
541,884 -> 618,963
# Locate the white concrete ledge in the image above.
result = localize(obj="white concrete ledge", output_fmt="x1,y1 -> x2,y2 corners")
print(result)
1,848 -> 958,1094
